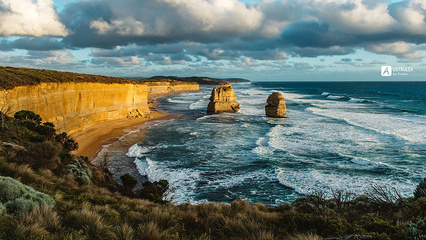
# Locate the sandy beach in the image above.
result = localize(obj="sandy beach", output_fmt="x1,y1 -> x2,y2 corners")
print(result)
71,103 -> 169,160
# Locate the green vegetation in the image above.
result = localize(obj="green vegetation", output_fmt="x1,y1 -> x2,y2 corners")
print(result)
0,110 -> 425,239
0,176 -> 55,216
0,66 -> 198,90
415,178 -> 426,200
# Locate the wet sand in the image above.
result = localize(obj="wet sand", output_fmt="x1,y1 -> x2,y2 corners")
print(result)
71,104 -> 168,160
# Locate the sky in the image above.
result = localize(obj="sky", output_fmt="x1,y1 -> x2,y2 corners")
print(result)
0,0 -> 425,81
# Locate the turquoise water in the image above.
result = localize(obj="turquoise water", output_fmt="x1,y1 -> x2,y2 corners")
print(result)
127,82 -> 426,205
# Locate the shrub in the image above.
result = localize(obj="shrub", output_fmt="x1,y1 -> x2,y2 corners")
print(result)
120,174 -> 137,190
137,180 -> 169,204
414,178 -> 426,200
0,176 -> 55,216
0,203 -> 5,215
16,141 -> 62,170
14,110 -> 42,124
405,217 -> 426,240
120,174 -> 138,197
55,132 -> 79,152
65,157 -> 92,185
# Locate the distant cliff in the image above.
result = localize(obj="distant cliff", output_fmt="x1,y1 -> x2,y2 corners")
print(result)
0,67 -> 199,134
135,76 -> 251,85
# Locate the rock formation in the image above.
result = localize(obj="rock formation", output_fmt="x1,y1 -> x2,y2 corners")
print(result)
207,83 -> 240,114
265,92 -> 286,118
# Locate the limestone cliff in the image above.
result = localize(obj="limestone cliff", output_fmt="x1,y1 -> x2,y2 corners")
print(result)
0,81 -> 199,134
265,92 -> 286,118
145,81 -> 199,98
207,83 -> 240,114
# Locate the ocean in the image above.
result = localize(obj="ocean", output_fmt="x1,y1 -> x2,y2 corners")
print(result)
124,81 -> 426,205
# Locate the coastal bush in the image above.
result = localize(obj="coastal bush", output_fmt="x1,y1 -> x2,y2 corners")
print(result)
0,176 -> 55,216
55,132 -> 79,152
414,178 -> 426,200
405,217 -> 426,240
14,110 -> 42,124
16,141 -> 62,170
120,174 -> 138,196
0,203 -> 5,215
137,179 -> 169,204
65,157 -> 92,185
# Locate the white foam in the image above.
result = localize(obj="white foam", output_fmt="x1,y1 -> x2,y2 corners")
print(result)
276,167 -> 416,197
308,107 -> 426,143
327,95 -> 345,100
189,99 -> 207,110
241,89 -> 268,96
134,158 -> 201,204
321,92 -> 330,96
349,98 -> 365,103
167,98 -> 192,104
126,144 -> 150,158
252,146 -> 274,155
209,169 -> 274,190
338,153 -> 391,170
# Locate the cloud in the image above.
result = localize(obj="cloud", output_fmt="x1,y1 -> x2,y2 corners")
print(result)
232,57 -> 261,68
389,0 -> 426,35
293,62 -> 314,70
365,41 -> 423,60
0,37 -> 66,51
1,0 -> 425,75
310,0 -> 397,34
0,0 -> 68,37
63,0 -> 264,48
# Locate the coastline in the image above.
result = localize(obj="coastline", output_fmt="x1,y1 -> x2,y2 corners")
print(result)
71,101 -> 168,160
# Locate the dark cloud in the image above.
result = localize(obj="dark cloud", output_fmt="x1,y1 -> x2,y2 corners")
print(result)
281,22 -> 356,48
1,0 -> 425,71
289,46 -> 355,58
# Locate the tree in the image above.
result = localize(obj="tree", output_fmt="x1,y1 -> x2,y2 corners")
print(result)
414,178 -> 426,199
120,174 -> 138,197
55,132 -> 78,152
14,110 -> 42,124
137,179 -> 170,204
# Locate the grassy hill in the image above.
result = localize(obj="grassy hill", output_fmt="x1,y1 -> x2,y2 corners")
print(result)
0,67 -> 197,90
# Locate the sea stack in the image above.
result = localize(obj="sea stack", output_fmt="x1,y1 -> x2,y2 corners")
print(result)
207,83 -> 240,114
265,92 -> 286,118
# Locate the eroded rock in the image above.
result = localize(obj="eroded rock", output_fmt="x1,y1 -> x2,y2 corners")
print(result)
207,83 -> 240,114
265,92 -> 286,118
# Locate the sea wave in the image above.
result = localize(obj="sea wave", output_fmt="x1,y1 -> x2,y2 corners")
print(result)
327,95 -> 346,100
126,144 -> 150,158
348,98 -> 365,103
134,157 -> 201,204
338,153 -> 392,170
307,107 -> 426,143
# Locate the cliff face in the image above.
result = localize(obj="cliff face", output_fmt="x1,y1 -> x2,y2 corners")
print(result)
0,81 -> 199,134
145,82 -> 199,98
207,83 -> 240,114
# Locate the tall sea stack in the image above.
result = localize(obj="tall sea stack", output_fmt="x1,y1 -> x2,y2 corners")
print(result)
207,83 -> 240,114
265,92 -> 286,118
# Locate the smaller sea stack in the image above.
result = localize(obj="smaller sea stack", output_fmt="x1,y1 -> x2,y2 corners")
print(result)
207,83 -> 240,114
265,92 -> 286,118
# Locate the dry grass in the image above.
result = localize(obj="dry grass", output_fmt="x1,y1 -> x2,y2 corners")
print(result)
65,204 -> 116,240
288,233 -> 323,240
113,223 -> 134,240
